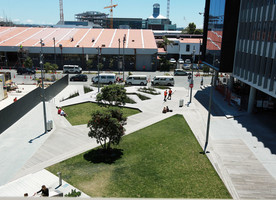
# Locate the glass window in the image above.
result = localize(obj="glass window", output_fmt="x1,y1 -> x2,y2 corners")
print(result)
186,45 -> 190,52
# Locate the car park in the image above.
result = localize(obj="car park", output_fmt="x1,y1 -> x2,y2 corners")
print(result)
151,76 -> 174,86
126,75 -> 147,85
174,69 -> 191,76
92,74 -> 116,84
70,74 -> 87,82
17,67 -> 36,75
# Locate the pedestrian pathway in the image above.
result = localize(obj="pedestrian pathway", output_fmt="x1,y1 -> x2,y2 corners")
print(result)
0,84 -> 276,199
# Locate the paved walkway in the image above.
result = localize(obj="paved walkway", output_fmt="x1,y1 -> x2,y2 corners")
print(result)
0,83 -> 275,198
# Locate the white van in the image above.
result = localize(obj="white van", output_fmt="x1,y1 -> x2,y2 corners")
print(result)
63,65 -> 82,74
126,75 -> 147,85
151,76 -> 174,86
92,74 -> 116,84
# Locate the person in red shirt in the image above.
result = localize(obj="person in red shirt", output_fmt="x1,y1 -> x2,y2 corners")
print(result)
164,90 -> 167,101
168,89 -> 172,100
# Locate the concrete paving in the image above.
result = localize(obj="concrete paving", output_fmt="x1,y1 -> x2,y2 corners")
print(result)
0,82 -> 275,199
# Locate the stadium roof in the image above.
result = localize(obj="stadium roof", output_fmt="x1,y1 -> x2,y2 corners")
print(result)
0,26 -> 157,55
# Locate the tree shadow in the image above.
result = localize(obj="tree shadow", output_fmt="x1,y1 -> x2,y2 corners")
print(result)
83,148 -> 124,164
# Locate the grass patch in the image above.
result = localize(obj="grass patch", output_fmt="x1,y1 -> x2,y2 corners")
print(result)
60,91 -> 79,102
63,102 -> 140,125
47,115 -> 231,198
138,87 -> 160,95
127,92 -> 151,101
125,96 -> 136,104
152,86 -> 171,90
84,86 -> 93,93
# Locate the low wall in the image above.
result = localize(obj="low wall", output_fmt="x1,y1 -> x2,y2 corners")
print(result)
0,75 -> 68,134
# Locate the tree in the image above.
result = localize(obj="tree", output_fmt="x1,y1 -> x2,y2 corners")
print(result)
87,107 -> 126,150
161,36 -> 174,50
186,22 -> 197,34
44,62 -> 52,73
109,58 -> 114,69
96,84 -> 127,106
23,56 -> 33,68
86,59 -> 93,72
202,65 -> 210,74
194,29 -> 203,35
44,62 -> 58,73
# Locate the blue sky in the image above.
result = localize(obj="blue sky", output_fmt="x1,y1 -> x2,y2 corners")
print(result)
1,0 -> 205,29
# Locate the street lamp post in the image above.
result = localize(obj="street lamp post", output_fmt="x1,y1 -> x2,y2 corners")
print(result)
97,46 -> 101,93
118,38 -> 121,75
40,39 -> 47,134
203,56 -> 219,154
122,34 -> 126,82
53,37 -> 56,64
59,44 -> 63,68
189,48 -> 196,103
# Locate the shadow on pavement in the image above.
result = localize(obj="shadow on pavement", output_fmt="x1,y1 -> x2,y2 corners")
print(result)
234,112 -> 276,155
194,89 -> 225,117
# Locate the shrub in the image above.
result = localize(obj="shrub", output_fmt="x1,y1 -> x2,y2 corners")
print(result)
65,189 -> 81,197
84,86 -> 93,93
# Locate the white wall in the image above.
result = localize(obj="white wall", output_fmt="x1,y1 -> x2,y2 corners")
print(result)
166,40 -> 201,56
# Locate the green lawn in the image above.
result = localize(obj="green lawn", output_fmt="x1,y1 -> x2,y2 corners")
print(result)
47,115 -> 231,198
63,102 -> 140,126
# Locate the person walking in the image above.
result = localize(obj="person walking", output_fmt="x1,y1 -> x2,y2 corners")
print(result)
168,89 -> 172,100
164,90 -> 167,101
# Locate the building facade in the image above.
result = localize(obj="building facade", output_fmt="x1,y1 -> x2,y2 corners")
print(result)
233,0 -> 276,112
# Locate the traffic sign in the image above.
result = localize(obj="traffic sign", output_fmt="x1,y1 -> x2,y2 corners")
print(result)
189,83 -> 193,88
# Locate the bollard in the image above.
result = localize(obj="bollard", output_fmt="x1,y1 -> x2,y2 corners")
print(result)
57,172 -> 62,186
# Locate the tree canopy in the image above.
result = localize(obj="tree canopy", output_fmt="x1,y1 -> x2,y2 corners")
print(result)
87,107 -> 126,150
23,57 -> 33,69
96,84 -> 127,106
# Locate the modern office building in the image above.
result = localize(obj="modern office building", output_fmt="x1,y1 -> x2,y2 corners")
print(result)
105,18 -> 143,29
146,3 -> 176,31
203,0 -> 276,113
203,0 -> 240,72
75,11 -> 108,28
233,0 -> 276,112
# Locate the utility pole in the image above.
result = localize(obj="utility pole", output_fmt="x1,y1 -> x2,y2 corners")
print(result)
53,37 -> 56,64
118,38 -> 120,75
40,39 -> 47,134
189,48 -> 196,103
122,34 -> 126,82
97,46 -> 101,93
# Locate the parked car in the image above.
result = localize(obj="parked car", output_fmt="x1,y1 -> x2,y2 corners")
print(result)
63,65 -> 82,74
185,59 -> 191,64
17,67 -> 36,75
169,58 -> 176,63
183,64 -> 191,70
151,76 -> 174,86
70,74 -> 87,82
178,59 -> 184,64
174,69 -> 191,76
126,75 -> 147,85
92,74 -> 116,84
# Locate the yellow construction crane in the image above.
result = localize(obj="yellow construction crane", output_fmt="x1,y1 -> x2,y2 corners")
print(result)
104,0 -> 118,29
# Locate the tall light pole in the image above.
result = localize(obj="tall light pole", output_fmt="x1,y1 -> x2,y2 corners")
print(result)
97,46 -> 101,93
59,44 -> 63,68
203,57 -> 218,154
40,39 -> 47,134
118,38 -> 121,75
189,48 -> 196,103
122,34 -> 126,82
53,37 -> 56,64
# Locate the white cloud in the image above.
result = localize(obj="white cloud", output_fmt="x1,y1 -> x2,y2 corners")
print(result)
25,19 -> 34,24
13,19 -> 20,24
